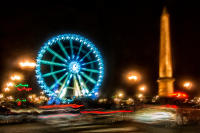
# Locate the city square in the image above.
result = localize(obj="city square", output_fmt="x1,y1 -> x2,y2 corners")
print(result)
1,1 -> 200,133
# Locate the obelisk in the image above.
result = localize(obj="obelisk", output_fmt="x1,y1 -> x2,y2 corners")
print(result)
157,7 -> 174,97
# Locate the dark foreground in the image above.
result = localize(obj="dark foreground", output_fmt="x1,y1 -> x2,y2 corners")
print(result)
1,104 -> 200,133
1,120 -> 200,133
1,113 -> 200,133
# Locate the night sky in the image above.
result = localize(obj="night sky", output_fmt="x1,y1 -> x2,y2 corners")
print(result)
1,0 -> 200,97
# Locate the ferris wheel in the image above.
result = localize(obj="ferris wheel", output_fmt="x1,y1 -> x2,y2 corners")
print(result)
35,34 -> 104,103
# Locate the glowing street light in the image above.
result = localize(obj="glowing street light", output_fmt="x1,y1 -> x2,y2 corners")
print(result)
11,75 -> 21,81
19,60 -> 36,68
118,93 -> 123,98
126,71 -> 141,83
126,98 -> 134,105
0,94 -> 4,98
6,82 -> 14,87
138,93 -> 143,98
128,75 -> 138,81
117,91 -> 124,98
183,82 -> 191,87
139,85 -> 146,92
28,94 -> 36,99
35,97 -> 39,101
7,96 -> 14,101
183,81 -> 192,90
182,81 -> 193,90
4,87 -> 10,92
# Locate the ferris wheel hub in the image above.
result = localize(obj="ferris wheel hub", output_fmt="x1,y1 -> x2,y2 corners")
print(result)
68,61 -> 80,74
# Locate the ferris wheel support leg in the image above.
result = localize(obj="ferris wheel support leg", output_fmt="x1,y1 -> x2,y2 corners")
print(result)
73,75 -> 81,97
77,74 -> 89,95
59,74 -> 72,99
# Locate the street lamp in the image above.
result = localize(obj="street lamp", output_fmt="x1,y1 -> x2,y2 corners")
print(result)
128,75 -> 138,81
138,93 -> 143,98
19,60 -> 36,68
0,94 -> 4,99
118,93 -> 123,98
6,82 -> 14,87
183,81 -> 192,90
139,85 -> 146,92
11,75 -> 21,81
116,91 -> 124,98
4,87 -> 10,92
126,71 -> 141,83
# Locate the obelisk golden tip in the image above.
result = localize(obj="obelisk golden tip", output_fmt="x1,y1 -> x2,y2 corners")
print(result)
157,7 -> 174,97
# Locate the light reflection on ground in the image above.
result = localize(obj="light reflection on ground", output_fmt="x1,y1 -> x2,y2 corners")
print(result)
132,106 -> 177,125
1,104 -> 200,132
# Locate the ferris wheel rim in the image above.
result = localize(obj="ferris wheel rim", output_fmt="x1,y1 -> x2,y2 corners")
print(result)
35,34 -> 104,100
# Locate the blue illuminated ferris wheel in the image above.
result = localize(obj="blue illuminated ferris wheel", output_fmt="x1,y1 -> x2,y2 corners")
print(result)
36,34 -> 104,103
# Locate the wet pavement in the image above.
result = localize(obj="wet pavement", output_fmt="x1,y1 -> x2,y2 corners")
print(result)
1,112 -> 200,133
1,105 -> 200,133
1,119 -> 200,133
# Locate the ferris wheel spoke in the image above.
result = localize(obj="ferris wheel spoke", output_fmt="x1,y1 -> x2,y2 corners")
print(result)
58,73 -> 72,99
77,74 -> 83,89
77,74 -> 89,94
79,50 -> 92,62
40,60 -> 67,67
42,69 -> 66,78
58,41 -> 70,60
50,72 -> 68,90
50,56 -> 61,84
81,68 -> 100,73
80,72 -> 96,84
47,47 -> 67,63
82,60 -> 98,66
73,75 -> 82,97
76,43 -> 83,60
70,40 -> 74,59
58,77 -> 68,97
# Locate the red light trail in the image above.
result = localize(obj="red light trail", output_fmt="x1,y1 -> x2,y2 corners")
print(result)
161,104 -> 178,109
80,110 -> 133,114
169,92 -> 188,99
39,104 -> 84,109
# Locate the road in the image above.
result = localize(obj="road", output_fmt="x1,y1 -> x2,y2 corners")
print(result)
1,113 -> 200,133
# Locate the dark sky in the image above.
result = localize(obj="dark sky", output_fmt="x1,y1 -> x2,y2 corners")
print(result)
1,0 -> 200,97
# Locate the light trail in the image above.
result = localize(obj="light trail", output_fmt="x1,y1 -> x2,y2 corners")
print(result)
39,104 -> 84,109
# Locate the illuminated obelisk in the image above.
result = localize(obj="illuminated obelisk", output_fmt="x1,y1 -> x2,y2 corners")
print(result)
157,7 -> 174,97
